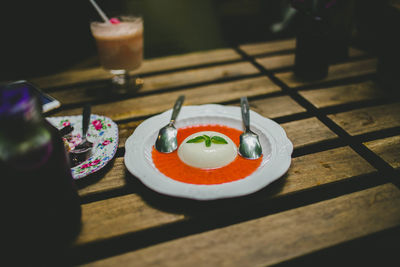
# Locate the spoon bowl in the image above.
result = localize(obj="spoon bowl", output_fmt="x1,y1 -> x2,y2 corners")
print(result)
155,95 -> 185,153
238,97 -> 262,159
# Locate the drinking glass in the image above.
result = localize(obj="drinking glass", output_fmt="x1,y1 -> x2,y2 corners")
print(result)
90,16 -> 144,89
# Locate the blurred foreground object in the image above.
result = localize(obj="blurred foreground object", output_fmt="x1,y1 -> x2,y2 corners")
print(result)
0,81 -> 81,265
291,0 -> 355,80
377,2 -> 400,94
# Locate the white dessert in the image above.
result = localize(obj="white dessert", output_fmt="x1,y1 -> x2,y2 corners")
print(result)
178,131 -> 237,169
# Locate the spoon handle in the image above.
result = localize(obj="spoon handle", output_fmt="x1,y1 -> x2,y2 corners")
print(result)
170,95 -> 185,123
240,97 -> 250,132
82,104 -> 91,137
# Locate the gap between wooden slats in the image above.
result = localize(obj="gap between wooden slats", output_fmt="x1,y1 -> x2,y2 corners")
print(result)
51,76 -> 281,121
364,135 -> 400,169
275,58 -> 377,88
239,39 -> 296,56
240,38 -> 366,59
77,116 -> 338,199
30,49 -> 242,89
79,183 -> 399,266
115,95 -> 307,149
328,102 -> 400,136
75,146 -> 375,246
299,80 -> 386,108
45,62 -> 261,106
48,58 -> 379,127
255,47 -> 366,71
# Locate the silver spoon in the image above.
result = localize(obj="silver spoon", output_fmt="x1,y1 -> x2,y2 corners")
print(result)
155,95 -> 185,153
238,97 -> 262,159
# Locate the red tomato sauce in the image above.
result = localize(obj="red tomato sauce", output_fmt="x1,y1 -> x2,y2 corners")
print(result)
152,124 -> 262,185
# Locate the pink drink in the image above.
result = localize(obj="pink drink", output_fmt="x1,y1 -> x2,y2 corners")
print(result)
91,16 -> 143,73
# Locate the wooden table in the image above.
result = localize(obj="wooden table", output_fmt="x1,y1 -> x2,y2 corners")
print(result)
32,38 -> 400,266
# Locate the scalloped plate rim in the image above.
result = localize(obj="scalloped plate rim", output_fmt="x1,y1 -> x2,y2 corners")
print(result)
47,114 -> 119,179
124,104 -> 293,200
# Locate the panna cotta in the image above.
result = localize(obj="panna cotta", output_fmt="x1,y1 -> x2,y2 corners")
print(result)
178,131 -> 237,169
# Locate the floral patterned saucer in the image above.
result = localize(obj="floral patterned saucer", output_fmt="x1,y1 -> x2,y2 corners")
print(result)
47,114 -> 119,179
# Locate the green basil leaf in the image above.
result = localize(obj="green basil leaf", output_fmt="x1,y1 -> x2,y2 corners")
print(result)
211,136 -> 228,144
203,135 -> 211,147
186,136 -> 205,143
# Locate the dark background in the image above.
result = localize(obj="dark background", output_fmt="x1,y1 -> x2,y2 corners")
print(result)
0,0 -> 398,81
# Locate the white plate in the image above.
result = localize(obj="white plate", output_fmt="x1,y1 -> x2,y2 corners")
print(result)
47,114 -> 119,179
124,104 -> 292,200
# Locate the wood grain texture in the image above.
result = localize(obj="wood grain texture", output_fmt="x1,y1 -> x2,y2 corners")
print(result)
19,38 -> 399,267
81,117 -> 337,198
75,194 -> 185,245
282,117 -> 338,149
256,53 -> 294,71
248,96 -> 306,118
115,102 -> 315,150
31,49 -> 241,89
46,62 -> 260,106
82,183 -> 398,267
53,77 -> 281,121
299,80 -> 385,108
364,135 -> 400,169
239,39 -> 296,56
118,120 -> 143,148
77,158 -> 127,198
76,95 -> 304,152
280,146 -> 376,196
328,102 -> 400,136
75,146 -> 375,245
256,47 -> 366,71
275,58 -> 377,88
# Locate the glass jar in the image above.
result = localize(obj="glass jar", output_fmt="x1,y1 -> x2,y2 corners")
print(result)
0,81 -> 81,264
294,14 -> 329,80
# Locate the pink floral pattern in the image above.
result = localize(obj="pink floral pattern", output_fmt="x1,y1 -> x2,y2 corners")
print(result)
47,114 -> 118,179
92,117 -> 110,131
80,159 -> 101,170
102,139 -> 111,146
92,119 -> 103,130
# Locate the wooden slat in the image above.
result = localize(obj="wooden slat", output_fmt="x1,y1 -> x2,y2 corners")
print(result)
364,135 -> 400,169
249,96 -> 306,118
116,96 -> 306,148
328,102 -> 400,136
275,58 -> 377,88
256,53 -> 294,71
256,47 -> 366,71
239,39 -> 296,56
77,158 -> 127,197
118,120 -> 143,148
80,117 -> 338,197
53,77 -> 281,121
240,38 -> 366,59
75,146 -> 375,245
82,183 -> 397,267
272,146 -> 376,196
282,117 -> 338,149
299,80 -> 385,108
31,49 -> 241,89
84,118 -> 338,197
75,194 -> 185,245
46,62 -> 260,106
348,47 -> 367,58
118,117 -> 336,150
115,102 -> 320,150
